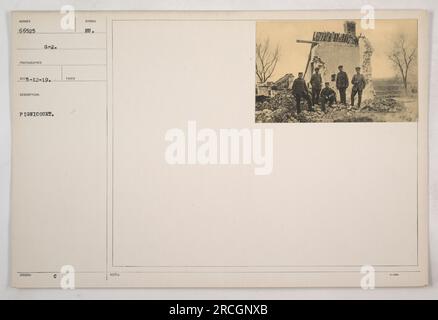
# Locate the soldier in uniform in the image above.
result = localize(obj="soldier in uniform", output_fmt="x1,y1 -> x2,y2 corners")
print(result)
310,67 -> 322,107
351,66 -> 366,108
292,72 -> 313,114
320,82 -> 337,112
336,65 -> 349,105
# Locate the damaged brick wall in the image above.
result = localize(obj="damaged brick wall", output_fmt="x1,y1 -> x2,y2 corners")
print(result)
306,42 -> 360,87
305,22 -> 375,101
359,36 -> 375,99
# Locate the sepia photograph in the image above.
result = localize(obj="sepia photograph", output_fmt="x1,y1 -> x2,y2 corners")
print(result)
255,20 -> 418,123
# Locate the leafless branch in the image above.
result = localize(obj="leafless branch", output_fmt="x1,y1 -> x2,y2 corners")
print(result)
256,39 -> 280,83
388,34 -> 416,94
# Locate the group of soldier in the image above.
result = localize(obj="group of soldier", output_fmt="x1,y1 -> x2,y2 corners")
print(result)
291,65 -> 367,114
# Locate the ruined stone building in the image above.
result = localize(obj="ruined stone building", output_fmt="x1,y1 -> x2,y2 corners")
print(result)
303,21 -> 375,100
256,73 -> 294,97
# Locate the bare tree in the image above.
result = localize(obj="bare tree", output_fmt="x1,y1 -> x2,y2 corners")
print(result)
256,39 -> 280,83
388,35 -> 416,94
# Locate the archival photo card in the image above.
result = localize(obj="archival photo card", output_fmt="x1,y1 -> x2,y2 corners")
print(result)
10,10 -> 429,288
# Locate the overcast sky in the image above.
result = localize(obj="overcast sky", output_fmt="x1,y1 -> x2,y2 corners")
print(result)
256,19 -> 418,81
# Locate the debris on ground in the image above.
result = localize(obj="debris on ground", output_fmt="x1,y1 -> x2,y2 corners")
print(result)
255,90 -> 408,123
255,91 -> 297,112
360,97 -> 404,113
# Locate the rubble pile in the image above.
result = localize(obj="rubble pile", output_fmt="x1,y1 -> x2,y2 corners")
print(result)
296,110 -> 327,123
255,91 -> 297,112
360,97 -> 404,113
255,109 -> 274,122
255,107 -> 297,123
255,91 -> 298,122
256,91 -> 407,123
296,106 -> 369,122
